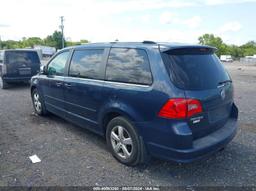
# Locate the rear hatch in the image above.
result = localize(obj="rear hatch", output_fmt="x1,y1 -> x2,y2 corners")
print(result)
161,47 -> 233,139
5,50 -> 40,77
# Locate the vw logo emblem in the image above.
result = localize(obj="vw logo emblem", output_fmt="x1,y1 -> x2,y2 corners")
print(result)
220,89 -> 226,100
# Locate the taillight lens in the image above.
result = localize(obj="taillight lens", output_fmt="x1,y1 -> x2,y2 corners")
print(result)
158,98 -> 202,119
187,99 -> 202,117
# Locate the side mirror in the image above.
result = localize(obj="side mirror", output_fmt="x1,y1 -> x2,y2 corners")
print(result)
48,66 -> 56,76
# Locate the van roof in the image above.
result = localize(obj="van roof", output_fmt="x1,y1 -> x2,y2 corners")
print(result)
62,41 -> 216,52
2,49 -> 38,52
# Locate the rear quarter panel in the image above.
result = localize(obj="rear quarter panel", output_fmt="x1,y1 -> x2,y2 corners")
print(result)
98,47 -> 185,135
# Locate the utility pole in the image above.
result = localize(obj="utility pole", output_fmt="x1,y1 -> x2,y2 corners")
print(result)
60,16 -> 64,49
0,35 -> 2,49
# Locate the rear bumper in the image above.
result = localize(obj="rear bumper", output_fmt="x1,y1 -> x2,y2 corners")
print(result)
146,118 -> 237,163
2,76 -> 32,82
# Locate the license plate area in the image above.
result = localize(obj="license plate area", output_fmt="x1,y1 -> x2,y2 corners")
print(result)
19,68 -> 31,75
208,104 -> 231,123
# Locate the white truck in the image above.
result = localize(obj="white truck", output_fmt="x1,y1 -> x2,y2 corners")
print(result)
220,55 -> 233,62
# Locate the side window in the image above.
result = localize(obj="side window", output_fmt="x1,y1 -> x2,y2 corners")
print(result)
69,49 -> 104,79
47,51 -> 70,76
106,48 -> 152,85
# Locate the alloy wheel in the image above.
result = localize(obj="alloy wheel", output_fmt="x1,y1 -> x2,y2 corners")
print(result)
33,92 -> 42,113
110,125 -> 133,159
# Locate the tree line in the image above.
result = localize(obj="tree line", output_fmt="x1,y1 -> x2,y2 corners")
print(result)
0,31 -> 89,50
0,31 -> 255,58
198,34 -> 256,58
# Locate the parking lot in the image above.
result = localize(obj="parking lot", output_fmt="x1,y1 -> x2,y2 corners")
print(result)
0,62 -> 256,187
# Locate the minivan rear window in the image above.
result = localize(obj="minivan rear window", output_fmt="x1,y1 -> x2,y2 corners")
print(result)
5,51 -> 40,67
161,48 -> 230,90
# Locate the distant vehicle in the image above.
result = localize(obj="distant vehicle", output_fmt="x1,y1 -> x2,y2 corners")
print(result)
0,49 -> 40,89
30,42 -> 238,166
220,55 -> 233,62
34,45 -> 56,58
245,55 -> 256,59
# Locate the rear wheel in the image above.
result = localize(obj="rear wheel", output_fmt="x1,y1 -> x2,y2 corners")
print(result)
0,77 -> 8,89
32,88 -> 47,115
106,116 -> 146,166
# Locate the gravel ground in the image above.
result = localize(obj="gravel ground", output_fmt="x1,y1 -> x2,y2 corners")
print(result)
0,62 -> 256,187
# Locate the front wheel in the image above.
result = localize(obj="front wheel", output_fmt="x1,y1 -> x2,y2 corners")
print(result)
106,116 -> 146,166
32,88 -> 47,115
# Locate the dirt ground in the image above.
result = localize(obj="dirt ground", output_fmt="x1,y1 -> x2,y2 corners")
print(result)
0,61 -> 255,187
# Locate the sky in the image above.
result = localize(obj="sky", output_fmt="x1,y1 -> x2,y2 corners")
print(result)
0,0 -> 256,45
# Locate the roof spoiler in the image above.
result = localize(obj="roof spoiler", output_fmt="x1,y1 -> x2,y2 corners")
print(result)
158,44 -> 217,53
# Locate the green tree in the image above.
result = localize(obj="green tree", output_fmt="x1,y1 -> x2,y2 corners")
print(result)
44,31 -> 63,49
240,41 -> 256,56
80,39 -> 89,44
198,34 -> 228,57
21,37 -> 43,48
1,40 -> 20,49
65,39 -> 89,47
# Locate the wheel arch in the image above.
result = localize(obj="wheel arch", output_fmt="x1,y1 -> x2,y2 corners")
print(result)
99,106 -> 141,137
30,85 -> 37,96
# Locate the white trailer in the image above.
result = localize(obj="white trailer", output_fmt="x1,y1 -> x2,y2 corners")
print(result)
220,55 -> 233,62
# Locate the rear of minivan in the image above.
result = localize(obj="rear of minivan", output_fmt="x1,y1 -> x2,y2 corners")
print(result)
0,50 -> 40,88
144,46 -> 238,162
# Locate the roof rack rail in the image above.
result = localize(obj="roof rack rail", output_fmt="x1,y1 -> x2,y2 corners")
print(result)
142,40 -> 157,44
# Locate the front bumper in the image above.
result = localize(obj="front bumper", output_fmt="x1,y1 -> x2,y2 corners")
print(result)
146,118 -> 237,163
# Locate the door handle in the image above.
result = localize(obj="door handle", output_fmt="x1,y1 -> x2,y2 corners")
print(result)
56,82 -> 63,87
64,83 -> 72,88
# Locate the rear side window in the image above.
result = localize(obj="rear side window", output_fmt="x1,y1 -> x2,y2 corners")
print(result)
161,48 -> 230,90
69,49 -> 104,79
106,48 -> 152,85
5,51 -> 40,67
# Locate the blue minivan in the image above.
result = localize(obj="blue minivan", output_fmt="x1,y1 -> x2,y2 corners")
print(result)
30,42 -> 238,166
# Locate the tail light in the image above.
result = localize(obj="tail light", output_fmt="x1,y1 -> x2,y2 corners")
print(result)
158,98 -> 202,119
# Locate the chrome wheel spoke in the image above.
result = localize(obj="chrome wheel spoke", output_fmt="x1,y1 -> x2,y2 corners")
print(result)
111,131 -> 120,141
121,145 -> 131,158
34,93 -> 38,101
113,142 -> 121,153
37,102 -> 41,110
118,126 -> 124,140
123,138 -> 132,145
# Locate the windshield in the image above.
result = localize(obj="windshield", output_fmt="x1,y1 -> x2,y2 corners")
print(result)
161,48 -> 230,90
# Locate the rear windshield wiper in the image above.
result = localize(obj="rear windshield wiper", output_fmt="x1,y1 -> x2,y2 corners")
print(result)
218,80 -> 232,85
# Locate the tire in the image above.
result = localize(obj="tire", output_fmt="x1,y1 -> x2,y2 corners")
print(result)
106,116 -> 147,166
0,77 -> 8,89
32,88 -> 47,116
